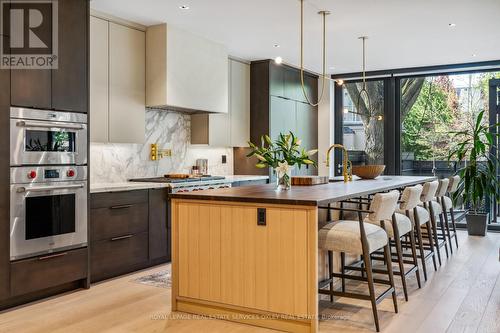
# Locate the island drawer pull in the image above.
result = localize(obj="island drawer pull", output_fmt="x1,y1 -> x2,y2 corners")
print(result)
38,252 -> 68,261
110,204 -> 133,210
111,235 -> 134,241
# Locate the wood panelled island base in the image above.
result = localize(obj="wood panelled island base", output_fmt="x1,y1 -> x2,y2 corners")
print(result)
170,176 -> 435,333
172,199 -> 318,333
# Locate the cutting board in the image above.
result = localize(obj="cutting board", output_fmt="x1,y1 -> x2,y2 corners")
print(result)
164,174 -> 191,179
291,176 -> 329,186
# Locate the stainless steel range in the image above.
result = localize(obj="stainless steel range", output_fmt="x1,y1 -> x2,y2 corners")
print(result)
9,107 -> 88,261
129,176 -> 231,193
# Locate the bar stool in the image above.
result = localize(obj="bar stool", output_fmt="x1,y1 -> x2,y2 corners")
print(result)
318,191 -> 399,332
442,175 -> 460,249
397,184 -> 437,281
433,178 -> 454,254
364,188 -> 422,301
419,180 -> 448,265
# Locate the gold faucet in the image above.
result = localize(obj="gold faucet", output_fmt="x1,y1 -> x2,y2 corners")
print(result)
326,144 -> 352,183
150,144 -> 172,161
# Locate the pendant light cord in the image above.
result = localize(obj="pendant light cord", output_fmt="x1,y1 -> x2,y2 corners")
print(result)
300,0 -> 328,107
357,36 -> 372,116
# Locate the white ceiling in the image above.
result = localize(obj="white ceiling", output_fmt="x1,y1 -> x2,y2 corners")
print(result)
90,0 -> 500,75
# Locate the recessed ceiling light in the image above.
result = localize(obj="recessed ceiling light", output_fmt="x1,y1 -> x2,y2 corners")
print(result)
329,66 -> 335,70
472,53 -> 477,57
273,44 -> 280,48
448,23 -> 456,28
274,56 -> 283,64
179,5 -> 190,10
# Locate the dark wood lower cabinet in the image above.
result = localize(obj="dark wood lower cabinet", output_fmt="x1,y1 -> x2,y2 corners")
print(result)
90,202 -> 149,241
90,232 -> 149,282
149,188 -> 169,261
10,248 -> 87,297
90,189 -> 170,283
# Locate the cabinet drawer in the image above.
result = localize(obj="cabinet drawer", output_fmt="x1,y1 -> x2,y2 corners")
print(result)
90,190 -> 148,209
91,232 -> 149,282
10,248 -> 87,297
91,202 -> 148,242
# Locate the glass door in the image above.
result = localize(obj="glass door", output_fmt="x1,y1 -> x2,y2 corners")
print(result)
336,79 -> 386,175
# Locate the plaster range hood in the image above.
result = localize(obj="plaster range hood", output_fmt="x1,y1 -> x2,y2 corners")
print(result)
146,23 -> 228,114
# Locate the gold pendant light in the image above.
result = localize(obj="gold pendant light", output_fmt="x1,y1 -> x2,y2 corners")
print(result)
299,0 -> 330,107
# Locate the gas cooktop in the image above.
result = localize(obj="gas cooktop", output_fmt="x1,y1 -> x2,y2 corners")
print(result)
129,176 -> 226,184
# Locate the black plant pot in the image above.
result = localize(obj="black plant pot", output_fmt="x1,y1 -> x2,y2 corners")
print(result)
465,212 -> 488,236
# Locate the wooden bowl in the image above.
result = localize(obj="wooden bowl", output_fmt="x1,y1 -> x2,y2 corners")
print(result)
351,165 -> 386,179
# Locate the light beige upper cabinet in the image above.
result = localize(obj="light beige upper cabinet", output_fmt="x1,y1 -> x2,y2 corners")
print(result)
191,59 -> 250,147
146,24 -> 228,114
90,16 -> 109,142
109,23 -> 145,143
229,59 -> 250,147
90,16 -> 145,144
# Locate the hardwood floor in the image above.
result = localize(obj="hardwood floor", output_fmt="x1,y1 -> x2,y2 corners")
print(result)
0,230 -> 498,333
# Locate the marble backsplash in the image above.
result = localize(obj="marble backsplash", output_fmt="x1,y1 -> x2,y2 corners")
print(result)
90,109 -> 233,183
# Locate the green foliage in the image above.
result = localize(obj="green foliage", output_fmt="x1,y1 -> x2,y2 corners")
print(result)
246,132 -> 318,169
448,111 -> 500,213
402,79 -> 456,160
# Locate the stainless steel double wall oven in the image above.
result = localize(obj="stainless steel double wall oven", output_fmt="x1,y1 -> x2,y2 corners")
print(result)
9,107 -> 88,260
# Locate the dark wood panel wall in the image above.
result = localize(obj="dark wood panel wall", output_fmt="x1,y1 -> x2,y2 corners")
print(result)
0,0 -> 89,307
10,0 -> 88,113
237,60 -> 319,177
0,38 -> 11,301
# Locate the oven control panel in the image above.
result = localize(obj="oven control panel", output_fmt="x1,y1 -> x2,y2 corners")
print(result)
11,166 -> 87,184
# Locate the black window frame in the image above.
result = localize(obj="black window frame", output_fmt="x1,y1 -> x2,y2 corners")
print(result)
333,60 -> 500,175
333,60 -> 500,230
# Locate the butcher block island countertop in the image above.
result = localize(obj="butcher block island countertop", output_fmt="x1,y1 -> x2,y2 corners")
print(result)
170,176 -> 435,206
170,176 -> 435,333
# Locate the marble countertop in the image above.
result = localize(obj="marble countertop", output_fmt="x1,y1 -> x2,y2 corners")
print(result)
90,175 -> 269,194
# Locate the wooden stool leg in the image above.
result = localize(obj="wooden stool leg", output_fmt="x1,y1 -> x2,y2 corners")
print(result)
442,206 -> 453,254
439,213 -> 449,258
430,214 -> 442,266
394,233 -> 409,301
450,208 -> 459,248
383,242 -> 398,314
340,252 -> 346,292
328,250 -> 334,303
415,222 -> 428,281
409,229 -> 422,288
426,220 -> 438,271
363,248 -> 380,332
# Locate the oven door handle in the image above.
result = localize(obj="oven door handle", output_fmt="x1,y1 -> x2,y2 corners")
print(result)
16,183 -> 85,193
16,120 -> 85,130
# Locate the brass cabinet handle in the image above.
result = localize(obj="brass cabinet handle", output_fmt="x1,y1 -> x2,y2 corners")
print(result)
38,252 -> 68,261
111,235 -> 134,241
110,204 -> 133,210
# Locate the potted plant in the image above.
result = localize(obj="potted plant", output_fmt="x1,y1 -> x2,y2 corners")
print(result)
448,111 -> 500,236
247,132 -> 318,191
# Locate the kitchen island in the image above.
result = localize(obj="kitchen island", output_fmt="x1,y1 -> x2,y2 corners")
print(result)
169,176 -> 434,333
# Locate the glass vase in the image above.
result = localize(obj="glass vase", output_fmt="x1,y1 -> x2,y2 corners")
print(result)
275,169 -> 292,191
